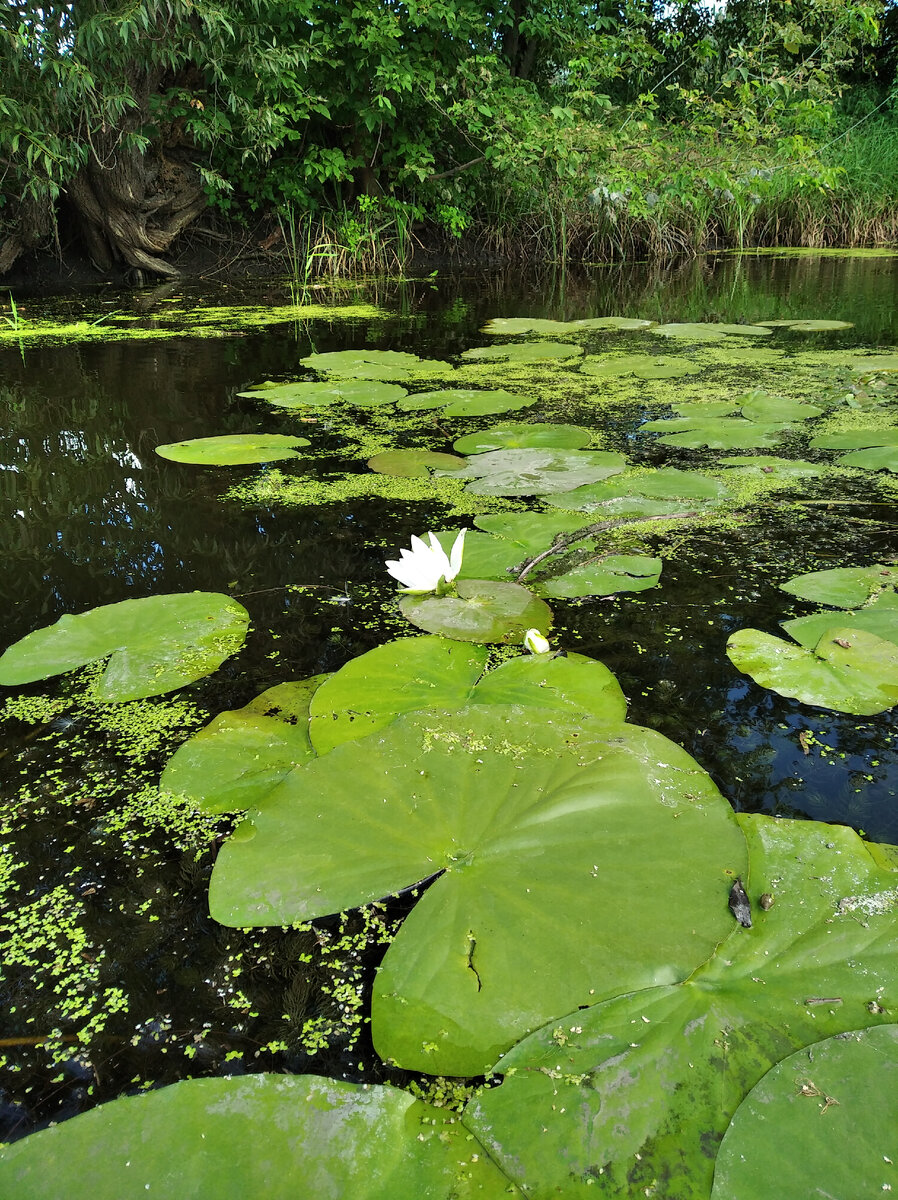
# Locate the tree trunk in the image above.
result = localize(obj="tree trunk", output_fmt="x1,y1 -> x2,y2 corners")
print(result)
67,137 -> 207,278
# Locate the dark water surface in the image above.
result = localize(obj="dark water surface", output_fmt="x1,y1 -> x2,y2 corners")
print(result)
1,253 -> 897,1138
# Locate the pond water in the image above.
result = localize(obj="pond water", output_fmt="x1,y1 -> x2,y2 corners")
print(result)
1,252 -> 897,1141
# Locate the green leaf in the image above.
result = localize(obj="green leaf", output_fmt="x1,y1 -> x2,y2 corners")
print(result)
397,389 -> 534,417
535,553 -> 663,598
399,579 -> 552,643
0,1074 -> 518,1198
836,445 -> 898,471
309,636 -> 488,754
464,814 -> 898,1200
460,341 -> 584,362
472,511 -> 595,553
366,449 -> 465,477
739,395 -> 823,422
0,593 -> 249,701
718,454 -> 824,476
237,379 -> 407,408
642,417 -> 789,450
712,1026 -> 898,1199
438,449 -> 627,496
812,428 -> 898,450
650,322 -> 772,340
452,422 -> 592,453
783,589 -> 898,649
161,678 -> 325,812
779,564 -> 898,608
766,317 -> 854,331
480,316 -> 654,335
726,625 -> 898,715
155,433 -> 310,465
210,706 -> 745,1075
300,349 -> 448,381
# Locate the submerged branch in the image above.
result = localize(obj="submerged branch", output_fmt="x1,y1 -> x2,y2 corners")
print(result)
514,511 -> 698,583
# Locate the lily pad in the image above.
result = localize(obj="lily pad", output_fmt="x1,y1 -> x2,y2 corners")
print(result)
738,394 -> 823,422
0,1074 -> 517,1199
437,449 -> 627,496
836,445 -> 898,470
535,554 -> 663,598
812,428 -> 898,451
309,636 -> 626,754
161,678 -> 326,812
783,589 -> 898,649
650,322 -> 772,340
851,354 -> 898,373
641,416 -> 789,450
671,400 -> 742,417
397,389 -> 534,417
155,433 -> 310,465
472,511 -> 595,554
460,341 -> 583,362
366,449 -> 465,478
712,1026 -> 898,1200
209,705 -> 746,1075
300,349 -> 447,381
452,423 -> 592,453
399,579 -> 552,643
719,455 -> 824,476
778,564 -> 898,608
727,625 -> 898,714
0,592 -> 249,701
581,354 -> 702,379
759,317 -> 854,331
237,379 -> 407,407
481,316 -> 654,334
463,813 -> 898,1200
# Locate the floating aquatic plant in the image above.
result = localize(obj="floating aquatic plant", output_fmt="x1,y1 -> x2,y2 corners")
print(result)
155,432 -> 310,465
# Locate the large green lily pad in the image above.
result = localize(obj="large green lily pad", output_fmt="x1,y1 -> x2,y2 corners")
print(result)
400,579 -> 552,642
535,553 -> 663,599
463,814 -> 898,1200
783,589 -> 898,649
210,705 -> 746,1076
237,379 -> 407,407
155,433 -> 310,465
641,415 -> 789,450
460,341 -> 584,362
762,317 -> 854,331
650,322 -> 772,340
0,1074 -> 517,1199
811,428 -> 898,450
0,592 -> 249,701
738,393 -> 823,422
309,636 -> 626,754
161,678 -> 326,812
727,624 -> 898,714
851,354 -> 898,373
438,449 -> 627,496
835,445 -> 898,471
366,449 -> 465,477
481,316 -> 653,335
300,349 -> 448,381
712,1026 -> 898,1199
397,389 -> 534,417
452,423 -> 592,453
542,467 -> 728,516
581,353 -> 702,379
472,511 -> 595,553
779,564 -> 898,608
719,454 -> 824,476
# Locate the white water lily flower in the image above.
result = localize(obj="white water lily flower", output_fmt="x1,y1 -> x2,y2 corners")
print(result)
523,628 -> 551,655
386,528 -> 467,593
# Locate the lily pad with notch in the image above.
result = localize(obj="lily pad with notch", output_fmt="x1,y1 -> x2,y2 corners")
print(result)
650,322 -> 772,340
452,422 -> 592,453
237,379 -> 407,408
0,1073 -> 518,1199
161,678 -> 327,812
399,579 -> 552,643
758,317 -> 854,331
437,448 -> 627,496
367,449 -> 466,478
209,704 -> 746,1076
300,349 -> 449,381
155,433 -> 310,465
783,590 -> 898,650
640,415 -> 791,450
481,316 -> 654,335
727,624 -> 898,715
534,553 -> 663,599
397,389 -> 534,417
463,813 -> 898,1200
460,341 -> 584,363
778,564 -> 898,608
0,592 -> 249,702
308,635 -> 626,754
712,1026 -> 898,1200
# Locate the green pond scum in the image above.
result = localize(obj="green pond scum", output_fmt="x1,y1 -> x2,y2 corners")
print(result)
0,261 -> 897,1194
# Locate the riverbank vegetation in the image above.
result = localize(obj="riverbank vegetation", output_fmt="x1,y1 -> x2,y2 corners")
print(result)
1,0 -> 897,278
